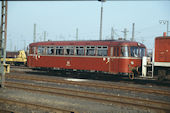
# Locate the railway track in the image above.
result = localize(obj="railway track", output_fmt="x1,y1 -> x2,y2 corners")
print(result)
4,80 -> 170,113
0,109 -> 14,113
6,74 -> 170,96
0,96 -> 75,113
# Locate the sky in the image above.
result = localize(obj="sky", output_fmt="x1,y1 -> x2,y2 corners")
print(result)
4,0 -> 170,51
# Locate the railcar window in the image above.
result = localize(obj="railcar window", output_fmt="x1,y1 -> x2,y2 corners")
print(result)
114,47 -> 116,56
110,47 -> 113,56
56,46 -> 64,55
117,47 -> 119,56
113,47 -> 119,56
43,47 -> 46,55
97,46 -> 108,56
33,47 -> 36,54
76,46 -> 84,55
65,46 -> 74,55
29,47 -> 34,54
37,46 -> 44,55
121,46 -> 128,57
86,46 -> 95,56
130,47 -> 139,57
47,47 -> 54,55
139,48 -> 146,57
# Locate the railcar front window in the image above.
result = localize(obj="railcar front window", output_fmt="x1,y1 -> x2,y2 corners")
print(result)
139,48 -> 146,57
130,47 -> 145,57
121,46 -> 128,57
130,47 -> 139,57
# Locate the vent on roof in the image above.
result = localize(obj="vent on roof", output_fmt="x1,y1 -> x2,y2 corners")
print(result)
163,32 -> 166,37
118,38 -> 123,40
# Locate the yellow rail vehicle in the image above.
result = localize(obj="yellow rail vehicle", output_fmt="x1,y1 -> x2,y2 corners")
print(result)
1,50 -> 27,66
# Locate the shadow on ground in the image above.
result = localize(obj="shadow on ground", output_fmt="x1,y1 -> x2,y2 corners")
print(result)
25,69 -> 170,87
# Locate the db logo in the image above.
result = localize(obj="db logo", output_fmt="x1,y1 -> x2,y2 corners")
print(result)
66,61 -> 71,66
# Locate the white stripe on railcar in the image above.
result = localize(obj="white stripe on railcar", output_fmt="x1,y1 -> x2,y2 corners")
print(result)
28,54 -> 142,60
154,62 -> 170,67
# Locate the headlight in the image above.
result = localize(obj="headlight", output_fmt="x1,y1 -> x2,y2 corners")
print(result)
131,61 -> 134,65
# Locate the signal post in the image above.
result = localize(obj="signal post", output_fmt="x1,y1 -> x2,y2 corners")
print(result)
0,0 -> 8,88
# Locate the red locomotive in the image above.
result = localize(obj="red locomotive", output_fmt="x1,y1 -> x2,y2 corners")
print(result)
27,40 -> 146,77
154,36 -> 170,80
142,34 -> 170,80
155,36 -> 170,64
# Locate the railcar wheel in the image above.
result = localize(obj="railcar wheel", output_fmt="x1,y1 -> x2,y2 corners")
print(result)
14,63 -> 19,66
158,69 -> 166,81
129,73 -> 134,80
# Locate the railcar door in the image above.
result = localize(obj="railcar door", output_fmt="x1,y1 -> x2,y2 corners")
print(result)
110,46 -> 119,74
28,46 -> 37,67
28,47 -> 33,67
32,46 -> 38,67
109,47 -> 113,73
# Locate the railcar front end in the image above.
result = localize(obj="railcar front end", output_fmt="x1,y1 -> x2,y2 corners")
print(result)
109,43 -> 146,78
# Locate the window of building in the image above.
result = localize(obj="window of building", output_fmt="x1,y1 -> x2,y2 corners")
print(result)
56,46 -> 64,55
97,46 -> 108,56
76,46 -> 84,55
86,46 -> 95,56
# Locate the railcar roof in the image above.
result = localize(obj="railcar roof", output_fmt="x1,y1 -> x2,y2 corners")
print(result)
29,40 -> 145,47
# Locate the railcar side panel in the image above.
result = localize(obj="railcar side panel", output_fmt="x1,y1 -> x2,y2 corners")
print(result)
28,55 -> 110,72
111,58 -> 142,74
111,58 -> 119,74
28,55 -> 142,74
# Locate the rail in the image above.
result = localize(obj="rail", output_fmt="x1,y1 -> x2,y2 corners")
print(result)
5,81 -> 170,113
6,74 -> 170,96
0,96 -> 76,113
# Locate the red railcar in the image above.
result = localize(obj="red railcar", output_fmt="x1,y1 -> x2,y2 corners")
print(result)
27,40 -> 146,77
